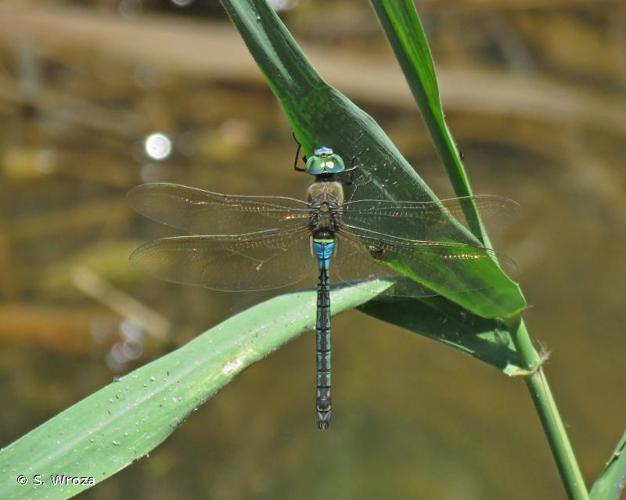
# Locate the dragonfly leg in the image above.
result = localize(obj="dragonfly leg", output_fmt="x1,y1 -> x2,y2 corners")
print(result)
292,131 -> 307,172
339,157 -> 358,185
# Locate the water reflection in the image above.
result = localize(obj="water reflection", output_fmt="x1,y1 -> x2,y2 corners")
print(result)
144,132 -> 173,161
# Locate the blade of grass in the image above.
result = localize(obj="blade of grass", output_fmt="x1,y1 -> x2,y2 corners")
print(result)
0,281 -> 391,499
370,1 -> 589,498
590,432 -> 626,500
370,0 -> 489,246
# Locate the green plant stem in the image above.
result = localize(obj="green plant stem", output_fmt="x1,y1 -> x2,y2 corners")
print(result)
371,1 -> 588,496
508,318 -> 589,500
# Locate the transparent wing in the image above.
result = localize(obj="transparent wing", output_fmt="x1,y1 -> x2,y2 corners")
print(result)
333,226 -> 516,298
333,233 -> 433,298
130,228 -> 315,291
341,195 -> 520,241
127,183 -> 311,235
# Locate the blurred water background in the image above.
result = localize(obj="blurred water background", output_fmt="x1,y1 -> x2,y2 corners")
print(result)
0,0 -> 624,498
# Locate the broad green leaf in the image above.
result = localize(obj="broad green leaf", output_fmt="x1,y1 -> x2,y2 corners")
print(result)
360,297 -> 522,374
370,0 -> 489,244
220,0 -> 525,320
0,281 -> 391,499
590,432 -> 626,500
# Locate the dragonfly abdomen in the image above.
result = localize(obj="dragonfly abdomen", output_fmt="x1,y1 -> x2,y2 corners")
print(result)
312,237 -> 335,430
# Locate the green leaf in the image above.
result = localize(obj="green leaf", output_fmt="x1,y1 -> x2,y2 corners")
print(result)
360,297 -> 522,374
220,0 -> 525,320
0,281 -> 391,499
590,432 -> 626,500
370,0 -> 489,244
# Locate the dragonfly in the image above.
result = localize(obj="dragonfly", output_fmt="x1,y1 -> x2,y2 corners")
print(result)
128,145 -> 517,430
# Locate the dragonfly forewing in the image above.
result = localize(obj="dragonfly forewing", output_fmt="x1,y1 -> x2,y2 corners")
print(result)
127,183 -> 311,235
341,195 -> 520,242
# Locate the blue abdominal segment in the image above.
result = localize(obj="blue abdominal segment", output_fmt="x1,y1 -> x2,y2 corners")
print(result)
312,238 -> 336,270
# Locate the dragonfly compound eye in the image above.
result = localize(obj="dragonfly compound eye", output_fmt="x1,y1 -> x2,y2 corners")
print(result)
314,146 -> 333,156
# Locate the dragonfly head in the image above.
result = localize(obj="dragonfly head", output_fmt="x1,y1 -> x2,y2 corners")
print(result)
306,146 -> 346,176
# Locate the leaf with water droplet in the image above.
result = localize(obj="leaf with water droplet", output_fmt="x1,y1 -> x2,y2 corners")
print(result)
0,283 -> 387,498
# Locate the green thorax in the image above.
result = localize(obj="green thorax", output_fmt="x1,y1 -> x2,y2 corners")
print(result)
306,147 -> 346,175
